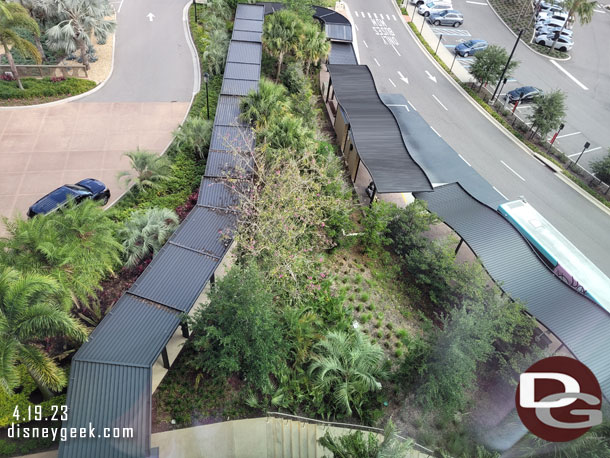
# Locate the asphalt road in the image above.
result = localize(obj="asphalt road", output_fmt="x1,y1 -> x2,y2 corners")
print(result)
433,0 -> 610,172
347,0 -> 610,275
83,0 -> 198,103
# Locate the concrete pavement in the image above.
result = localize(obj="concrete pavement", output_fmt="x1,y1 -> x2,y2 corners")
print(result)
0,0 -> 197,225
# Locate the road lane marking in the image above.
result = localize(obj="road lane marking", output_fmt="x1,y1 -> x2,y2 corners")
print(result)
355,11 -> 359,17
363,40 -> 369,48
386,14 -> 391,20
374,57 -> 381,66
373,12 -> 378,18
432,94 -> 448,110
550,60 -> 589,90
367,12 -> 371,18
466,1 -> 488,4
388,78 -> 397,87
397,71 -> 409,84
501,160 -> 526,181
354,24 -> 359,31
431,126 -> 442,137
568,146 -> 602,157
425,70 -> 437,82
556,131 -> 581,139
458,154 -> 471,166
493,186 -> 508,200
392,14 -> 397,20
361,11 -> 365,16
408,100 -> 417,111
386,103 -> 410,112
392,44 -> 401,56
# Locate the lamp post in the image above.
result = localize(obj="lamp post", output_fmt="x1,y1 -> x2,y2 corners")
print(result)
435,34 -> 443,56
203,72 -> 210,120
491,29 -> 523,102
193,0 -> 197,22
494,77 -> 507,104
573,141 -> 591,167
548,122 -> 564,151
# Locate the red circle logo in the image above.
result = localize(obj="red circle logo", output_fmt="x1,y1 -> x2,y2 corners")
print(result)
516,356 -> 602,442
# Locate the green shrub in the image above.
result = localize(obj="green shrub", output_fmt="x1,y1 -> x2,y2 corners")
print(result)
361,200 -> 399,255
173,116 -> 213,159
0,77 -> 96,100
359,293 -> 370,302
375,320 -> 382,329
386,322 -> 394,331
281,61 -> 307,94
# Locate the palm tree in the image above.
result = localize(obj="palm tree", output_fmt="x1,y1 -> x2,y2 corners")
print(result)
240,78 -> 288,129
173,116 -> 213,159
263,9 -> 303,82
264,114 -> 315,153
309,330 -> 387,418
43,0 -> 115,71
202,28 -> 229,76
0,1 -> 42,90
118,150 -> 172,190
119,207 -> 179,268
17,0 -> 48,59
0,267 -> 88,399
300,24 -> 330,75
0,200 -> 123,307
550,0 -> 595,51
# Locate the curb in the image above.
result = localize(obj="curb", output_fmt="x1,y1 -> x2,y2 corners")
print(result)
390,0 -> 610,217
486,0 -> 571,62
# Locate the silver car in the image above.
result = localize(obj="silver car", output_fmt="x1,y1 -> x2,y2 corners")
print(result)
427,9 -> 464,27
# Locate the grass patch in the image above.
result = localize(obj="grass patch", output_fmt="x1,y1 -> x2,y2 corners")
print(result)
0,77 -> 95,104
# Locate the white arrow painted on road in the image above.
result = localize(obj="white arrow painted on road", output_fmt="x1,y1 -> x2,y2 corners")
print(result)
146,12 -> 155,21
397,71 -> 409,84
425,70 -> 437,83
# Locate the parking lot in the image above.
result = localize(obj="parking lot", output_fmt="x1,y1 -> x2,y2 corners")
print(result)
413,0 -> 610,173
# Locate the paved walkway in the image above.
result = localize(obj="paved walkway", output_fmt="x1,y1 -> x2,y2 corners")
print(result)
0,0 -> 197,227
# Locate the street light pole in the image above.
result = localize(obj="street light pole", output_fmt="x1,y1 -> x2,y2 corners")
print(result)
193,0 -> 197,22
573,141 -> 591,167
203,72 -> 210,120
491,29 -> 523,102
435,34 -> 443,56
494,77 -> 508,104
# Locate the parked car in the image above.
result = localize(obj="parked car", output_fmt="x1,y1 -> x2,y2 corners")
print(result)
418,0 -> 452,17
536,17 -> 568,30
427,9 -> 463,27
536,11 -> 568,22
535,25 -> 573,38
27,178 -> 111,218
454,39 -> 488,57
410,0 -> 426,6
505,86 -> 544,104
535,33 -> 573,51
539,2 -> 565,13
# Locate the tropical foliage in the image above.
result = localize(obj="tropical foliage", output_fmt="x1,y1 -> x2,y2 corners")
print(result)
528,90 -> 566,139
44,0 -> 116,70
173,116 -> 213,159
469,45 -> 518,91
0,267 -> 87,397
119,207 -> 179,268
263,9 -> 303,81
0,1 -> 42,90
309,331 -> 387,418
591,150 -> 610,184
118,150 -> 172,190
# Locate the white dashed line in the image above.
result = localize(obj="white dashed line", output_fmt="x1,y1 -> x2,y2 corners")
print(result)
391,45 -> 401,56
363,40 -> 369,48
430,126 -> 442,137
374,57 -> 381,66
432,94 -> 448,111
493,186 -> 508,200
354,24 -> 359,31
355,11 -> 359,17
386,14 -> 391,20
408,100 -> 417,111
367,12 -> 371,18
373,12 -> 378,18
550,60 -> 589,90
361,11 -> 365,17
392,14 -> 397,20
388,78 -> 397,87
501,160 -> 526,181
458,154 -> 471,166
466,1 -> 488,4
568,146 -> 602,157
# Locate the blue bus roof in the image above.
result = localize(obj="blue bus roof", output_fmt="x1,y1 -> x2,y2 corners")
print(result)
498,200 -> 610,313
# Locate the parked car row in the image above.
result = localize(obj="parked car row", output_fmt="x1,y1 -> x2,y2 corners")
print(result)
534,0 -> 574,51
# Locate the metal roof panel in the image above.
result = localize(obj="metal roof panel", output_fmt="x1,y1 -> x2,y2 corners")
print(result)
235,3 -> 265,20
221,78 -> 259,96
197,177 -> 242,209
213,95 -> 246,127
233,18 -> 264,33
231,30 -> 263,42
224,62 -> 261,81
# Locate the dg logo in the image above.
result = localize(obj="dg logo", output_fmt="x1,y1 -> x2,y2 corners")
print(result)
516,356 -> 602,442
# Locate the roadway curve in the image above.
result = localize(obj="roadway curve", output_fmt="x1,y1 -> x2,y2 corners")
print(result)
0,0 -> 198,225
346,0 -> 610,275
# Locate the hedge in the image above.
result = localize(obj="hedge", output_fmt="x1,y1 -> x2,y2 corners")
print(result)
0,77 -> 96,100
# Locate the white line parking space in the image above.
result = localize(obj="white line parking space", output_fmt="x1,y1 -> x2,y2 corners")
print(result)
550,60 -> 589,91
568,146 -> 602,158
430,27 -> 472,37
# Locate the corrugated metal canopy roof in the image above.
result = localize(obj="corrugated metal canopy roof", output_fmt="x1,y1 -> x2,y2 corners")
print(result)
224,62 -> 261,81
231,30 -> 263,42
205,151 -> 254,178
59,362 -> 151,458
210,125 -> 255,152
73,295 -> 181,367
415,183 -> 610,400
227,41 -> 262,64
313,6 -> 351,24
169,206 -> 236,258
327,64 -> 432,193
235,3 -> 265,20
381,93 -> 506,209
325,24 -> 353,42
213,95 -> 247,127
129,244 -> 218,312
233,18 -> 264,33
329,42 -> 358,65
197,177 -> 242,209
221,78 -> 259,96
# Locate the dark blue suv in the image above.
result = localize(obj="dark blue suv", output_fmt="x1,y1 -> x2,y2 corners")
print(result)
27,178 -> 110,218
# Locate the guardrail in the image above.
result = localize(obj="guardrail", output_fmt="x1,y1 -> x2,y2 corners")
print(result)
0,64 -> 88,79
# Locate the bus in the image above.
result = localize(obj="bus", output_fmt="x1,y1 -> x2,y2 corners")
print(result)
498,199 -> 610,313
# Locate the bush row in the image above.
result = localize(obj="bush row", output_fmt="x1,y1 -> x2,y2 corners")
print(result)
0,77 -> 96,100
